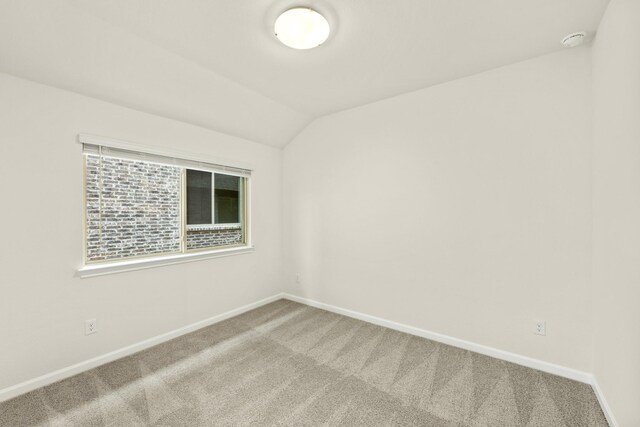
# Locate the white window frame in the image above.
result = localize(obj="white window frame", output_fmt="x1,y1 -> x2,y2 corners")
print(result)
77,134 -> 254,278
185,169 -> 242,231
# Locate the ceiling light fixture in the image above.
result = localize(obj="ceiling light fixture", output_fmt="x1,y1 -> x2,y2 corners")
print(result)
274,7 -> 330,50
561,32 -> 587,48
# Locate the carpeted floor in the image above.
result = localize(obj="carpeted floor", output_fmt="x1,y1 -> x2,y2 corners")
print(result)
1,299 -> 608,426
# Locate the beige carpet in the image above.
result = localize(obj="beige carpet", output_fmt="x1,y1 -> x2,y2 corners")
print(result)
0,299 -> 608,426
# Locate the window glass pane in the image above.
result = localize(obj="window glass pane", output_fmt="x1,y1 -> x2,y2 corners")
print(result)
84,155 -> 181,262
214,173 -> 240,224
186,169 -> 212,225
185,172 -> 243,251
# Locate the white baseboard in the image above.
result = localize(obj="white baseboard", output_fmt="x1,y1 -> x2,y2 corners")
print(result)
284,293 -> 622,425
1,291 -> 618,426
283,293 -> 592,383
591,377 -> 619,427
0,293 -> 285,403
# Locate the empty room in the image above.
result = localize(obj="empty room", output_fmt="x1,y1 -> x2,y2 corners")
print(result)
1,0 -> 639,426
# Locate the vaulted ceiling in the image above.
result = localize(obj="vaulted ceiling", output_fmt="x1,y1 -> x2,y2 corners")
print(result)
0,0 -> 609,147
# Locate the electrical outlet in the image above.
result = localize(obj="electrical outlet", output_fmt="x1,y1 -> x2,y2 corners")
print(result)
296,274 -> 301,284
85,319 -> 97,335
534,320 -> 546,336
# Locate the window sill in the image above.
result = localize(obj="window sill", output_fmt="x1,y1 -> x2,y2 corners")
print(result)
77,246 -> 254,278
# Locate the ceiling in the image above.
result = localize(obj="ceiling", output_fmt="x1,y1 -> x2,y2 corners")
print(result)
0,0 -> 609,147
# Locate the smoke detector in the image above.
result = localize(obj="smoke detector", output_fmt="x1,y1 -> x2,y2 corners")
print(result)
561,32 -> 587,48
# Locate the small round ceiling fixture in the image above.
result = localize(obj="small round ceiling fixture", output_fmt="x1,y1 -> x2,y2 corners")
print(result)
561,32 -> 587,48
274,7 -> 330,50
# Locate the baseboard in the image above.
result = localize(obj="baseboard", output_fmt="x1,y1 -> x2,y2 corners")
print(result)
1,291 -> 619,426
283,293 -> 625,424
591,377 -> 619,427
282,293 -> 593,383
0,293 -> 285,403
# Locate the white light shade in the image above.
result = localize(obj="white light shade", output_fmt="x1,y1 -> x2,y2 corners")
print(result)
274,8 -> 330,50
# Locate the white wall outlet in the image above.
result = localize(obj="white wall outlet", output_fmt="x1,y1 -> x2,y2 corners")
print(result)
85,319 -> 97,335
296,274 -> 301,284
534,320 -> 546,336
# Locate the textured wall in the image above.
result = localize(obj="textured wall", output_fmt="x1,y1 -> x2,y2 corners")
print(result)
186,228 -> 243,250
85,155 -> 181,261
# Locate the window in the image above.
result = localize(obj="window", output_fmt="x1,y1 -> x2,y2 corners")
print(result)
82,139 -> 250,269
185,171 -> 242,226
186,170 -> 212,225
214,173 -> 241,224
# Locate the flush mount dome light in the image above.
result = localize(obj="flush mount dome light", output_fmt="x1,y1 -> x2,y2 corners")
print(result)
561,31 -> 587,48
274,7 -> 330,49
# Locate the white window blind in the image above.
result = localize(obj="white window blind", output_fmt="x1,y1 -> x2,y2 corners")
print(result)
82,144 -> 251,178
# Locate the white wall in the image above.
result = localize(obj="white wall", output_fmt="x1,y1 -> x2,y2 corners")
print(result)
0,72 -> 283,391
592,1 -> 640,425
284,47 -> 594,372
